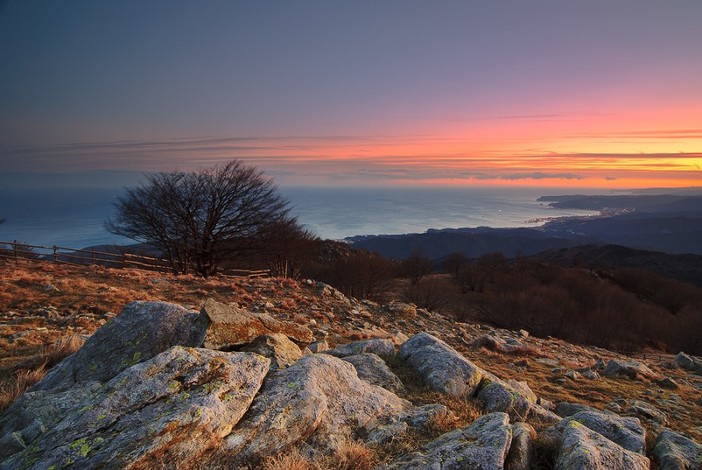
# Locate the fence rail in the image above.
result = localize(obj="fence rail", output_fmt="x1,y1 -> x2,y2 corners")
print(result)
0,240 -> 270,278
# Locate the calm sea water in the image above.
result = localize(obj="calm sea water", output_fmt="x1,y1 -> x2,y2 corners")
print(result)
0,186 -> 599,249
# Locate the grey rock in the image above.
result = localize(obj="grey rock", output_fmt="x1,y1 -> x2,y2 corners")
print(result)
674,351 -> 701,372
341,353 -> 405,393
400,403 -> 452,431
555,421 -> 650,470
325,338 -> 395,358
477,376 -> 557,424
603,359 -> 657,381
307,340 -> 329,353
223,354 -> 410,465
630,400 -> 668,425
0,382 -> 101,458
382,412 -> 513,470
582,370 -> 600,380
555,402 -> 601,418
654,429 -> 702,470
1,347 -> 270,470
240,333 -> 303,370
564,370 -> 580,380
398,332 -> 483,397
365,421 -> 409,446
559,410 -> 646,454
506,422 -> 536,470
657,377 -> 680,390
201,298 -> 313,349
32,301 -> 209,393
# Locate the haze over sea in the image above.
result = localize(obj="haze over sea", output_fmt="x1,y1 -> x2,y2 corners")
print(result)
0,186 -> 601,250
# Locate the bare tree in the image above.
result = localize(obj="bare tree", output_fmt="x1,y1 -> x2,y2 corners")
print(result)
107,161 -> 291,277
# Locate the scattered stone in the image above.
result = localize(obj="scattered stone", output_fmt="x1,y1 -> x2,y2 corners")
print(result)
307,340 -> 329,353
201,298 -> 313,349
41,284 -> 58,292
630,400 -> 668,425
582,370 -> 600,380
555,402 -> 601,418
558,410 -> 646,454
383,412 -> 513,469
519,329 -> 529,338
654,428 -> 702,470
325,338 -> 395,358
240,333 -> 303,370
674,351 -> 701,372
656,377 -> 680,390
555,421 -> 650,470
32,301 -> 210,392
398,332 -> 483,397
341,353 -> 405,393
603,359 -> 658,381
564,370 -> 580,380
400,404 -> 452,431
506,422 -> 536,470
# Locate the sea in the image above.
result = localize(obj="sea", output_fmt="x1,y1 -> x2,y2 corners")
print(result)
0,186 -> 600,249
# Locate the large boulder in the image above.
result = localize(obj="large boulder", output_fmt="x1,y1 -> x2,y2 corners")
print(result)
222,353 -> 410,465
603,359 -> 658,381
555,420 -> 650,470
201,298 -> 313,349
31,301 -> 210,392
1,347 -> 270,470
325,338 -> 396,358
398,332 -> 483,397
382,412 -> 513,469
654,428 -> 702,470
558,410 -> 646,454
240,333 -> 303,370
341,353 -> 405,393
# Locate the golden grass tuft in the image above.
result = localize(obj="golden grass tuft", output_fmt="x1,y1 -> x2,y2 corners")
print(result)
261,447 -> 312,470
41,334 -> 84,369
0,366 -> 47,412
325,439 -> 377,470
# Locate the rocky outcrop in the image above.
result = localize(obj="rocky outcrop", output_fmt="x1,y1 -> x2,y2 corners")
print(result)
1,347 -> 270,470
201,298 -> 313,348
4,292 -> 702,470
240,333 -> 303,370
383,412 -> 513,469
32,301 -> 210,392
222,354 -> 410,466
398,332 -> 483,396
654,428 -> 702,470
555,420 -> 650,470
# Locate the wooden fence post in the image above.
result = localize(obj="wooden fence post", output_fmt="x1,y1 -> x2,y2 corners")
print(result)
13,240 -> 18,265
53,245 -> 58,263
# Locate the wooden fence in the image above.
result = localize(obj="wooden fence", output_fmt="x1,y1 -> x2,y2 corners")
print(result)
0,240 -> 270,278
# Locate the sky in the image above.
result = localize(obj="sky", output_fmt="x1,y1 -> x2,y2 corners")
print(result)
1,0 -> 701,189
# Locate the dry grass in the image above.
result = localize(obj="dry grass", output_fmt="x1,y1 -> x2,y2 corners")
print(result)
261,447 -> 312,470
260,439 -> 376,470
0,366 -> 46,412
324,439 -> 377,470
41,334 -> 84,369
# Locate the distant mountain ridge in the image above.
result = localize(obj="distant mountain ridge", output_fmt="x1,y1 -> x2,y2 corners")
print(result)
348,190 -> 702,259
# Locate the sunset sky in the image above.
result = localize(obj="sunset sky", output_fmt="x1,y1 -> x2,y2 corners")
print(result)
1,1 -> 701,188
